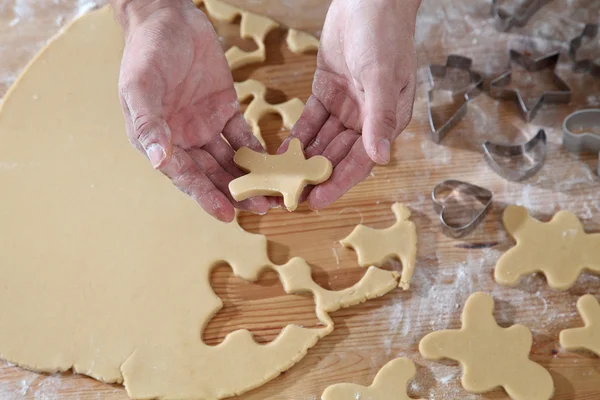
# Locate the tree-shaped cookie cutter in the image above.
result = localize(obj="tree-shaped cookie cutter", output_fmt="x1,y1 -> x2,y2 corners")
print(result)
431,180 -> 493,238
427,55 -> 483,143
489,50 -> 572,122
560,294 -> 600,357
491,0 -> 548,32
563,109 -> 600,176
569,23 -> 600,76
483,129 -> 547,181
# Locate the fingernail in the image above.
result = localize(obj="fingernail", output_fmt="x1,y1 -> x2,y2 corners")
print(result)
377,139 -> 390,164
146,144 -> 165,168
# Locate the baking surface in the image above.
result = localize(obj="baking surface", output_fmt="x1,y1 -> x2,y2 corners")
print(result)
1,0 -> 600,399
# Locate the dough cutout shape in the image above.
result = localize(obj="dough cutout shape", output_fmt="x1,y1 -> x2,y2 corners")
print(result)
229,138 -> 332,211
195,0 -> 279,70
340,202 -> 417,290
286,29 -> 320,54
560,294 -> 600,357
321,357 -> 422,400
234,79 -> 304,148
419,292 -> 554,400
495,205 -> 600,290
0,6 -> 400,399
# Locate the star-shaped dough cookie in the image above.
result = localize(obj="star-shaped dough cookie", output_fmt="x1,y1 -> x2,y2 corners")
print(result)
321,358 -> 422,400
495,205 -> 600,290
228,138 -> 332,211
340,203 -> 417,290
419,292 -> 554,400
560,294 -> 600,356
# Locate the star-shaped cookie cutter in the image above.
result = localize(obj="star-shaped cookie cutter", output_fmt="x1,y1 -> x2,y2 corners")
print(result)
489,50 -> 572,122
569,23 -> 600,76
431,180 -> 493,238
483,129 -> 547,181
427,55 -> 483,143
491,0 -> 548,32
562,109 -> 600,176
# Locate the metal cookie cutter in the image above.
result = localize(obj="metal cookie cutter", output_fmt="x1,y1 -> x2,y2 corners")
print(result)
489,50 -> 572,122
563,109 -> 600,176
427,55 -> 483,143
483,129 -> 547,181
569,24 -> 600,76
491,0 -> 548,32
432,180 -> 493,238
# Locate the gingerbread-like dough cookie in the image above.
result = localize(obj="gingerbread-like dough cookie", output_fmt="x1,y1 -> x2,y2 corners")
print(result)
286,29 -> 320,54
0,7 -> 399,399
419,292 -> 554,400
560,294 -> 600,356
234,79 -> 304,148
229,138 -> 332,211
321,358 -> 422,400
340,203 -> 417,290
495,205 -> 600,290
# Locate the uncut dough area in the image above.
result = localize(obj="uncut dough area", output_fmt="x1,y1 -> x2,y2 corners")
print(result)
1,0 -> 600,398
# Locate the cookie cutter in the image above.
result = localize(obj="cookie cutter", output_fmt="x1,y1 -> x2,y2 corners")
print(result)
489,50 -> 572,122
483,129 -> 547,181
427,55 -> 483,143
432,180 -> 493,238
562,109 -> 600,175
491,0 -> 547,32
569,24 -> 600,76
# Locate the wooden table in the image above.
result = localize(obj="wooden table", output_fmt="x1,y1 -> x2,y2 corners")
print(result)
1,0 -> 600,398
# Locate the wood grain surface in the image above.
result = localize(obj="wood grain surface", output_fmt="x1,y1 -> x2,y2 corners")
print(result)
1,0 -> 600,399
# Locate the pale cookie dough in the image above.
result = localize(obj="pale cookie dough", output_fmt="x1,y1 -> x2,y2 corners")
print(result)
419,292 -> 554,400
495,205 -> 600,291
234,79 -> 304,148
0,7 -> 399,400
286,29 -> 320,54
196,0 -> 279,70
321,358 -> 423,400
229,138 -> 332,211
560,294 -> 600,357
340,203 -> 417,290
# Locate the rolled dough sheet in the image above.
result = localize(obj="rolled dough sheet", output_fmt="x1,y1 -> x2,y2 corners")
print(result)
0,6 -> 400,400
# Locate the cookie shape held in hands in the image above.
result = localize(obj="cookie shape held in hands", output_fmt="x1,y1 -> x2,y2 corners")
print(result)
234,79 -> 304,148
229,138 -> 332,211
560,294 -> 600,356
321,358 -> 422,400
495,205 -> 600,290
340,203 -> 417,290
419,292 -> 554,400
286,29 -> 320,54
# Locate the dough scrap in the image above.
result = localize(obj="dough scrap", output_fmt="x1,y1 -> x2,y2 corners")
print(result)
234,79 -> 304,148
229,138 -> 332,211
494,205 -> 600,291
195,0 -> 279,70
320,358 -> 423,400
340,203 -> 417,290
0,6 -> 399,399
419,292 -> 554,400
560,294 -> 600,357
286,29 -> 320,54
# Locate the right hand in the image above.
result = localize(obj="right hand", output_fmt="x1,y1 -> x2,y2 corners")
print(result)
113,0 -> 270,222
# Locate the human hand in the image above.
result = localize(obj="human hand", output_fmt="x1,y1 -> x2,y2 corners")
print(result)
279,0 -> 420,209
112,0 -> 269,222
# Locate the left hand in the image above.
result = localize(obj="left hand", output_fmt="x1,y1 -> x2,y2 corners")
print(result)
279,0 -> 420,209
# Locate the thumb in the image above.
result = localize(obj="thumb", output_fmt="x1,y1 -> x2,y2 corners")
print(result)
133,116 -> 173,169
361,68 -> 401,165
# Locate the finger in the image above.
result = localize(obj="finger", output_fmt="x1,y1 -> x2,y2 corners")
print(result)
201,140 -> 270,214
222,111 -> 264,152
308,136 -> 375,210
278,95 -> 330,154
161,146 -> 235,222
361,66 -> 404,165
304,114 -> 345,158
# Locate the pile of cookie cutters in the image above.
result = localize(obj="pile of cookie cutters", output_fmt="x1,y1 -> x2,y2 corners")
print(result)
427,2 -> 599,238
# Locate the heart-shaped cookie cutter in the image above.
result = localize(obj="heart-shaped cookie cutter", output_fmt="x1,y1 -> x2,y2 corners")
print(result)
563,109 -> 600,175
483,129 -> 547,181
432,180 -> 493,238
